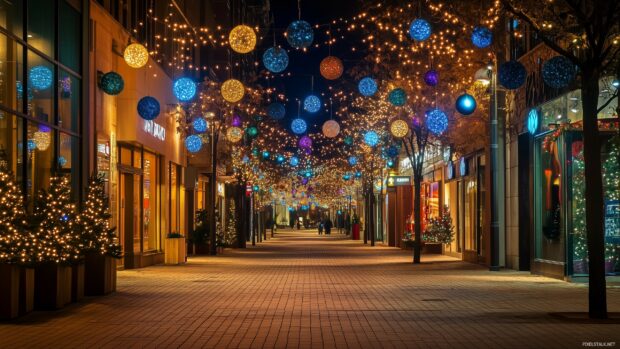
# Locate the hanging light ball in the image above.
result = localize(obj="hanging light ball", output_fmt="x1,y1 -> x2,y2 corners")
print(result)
276,154 -> 285,164
355,171 -> 362,179
267,102 -> 286,120
173,77 -> 197,102
245,125 -> 259,138
390,119 -> 409,138
542,56 -> 577,89
221,79 -> 245,103
426,108 -> 449,135
137,96 -> 160,120
319,56 -> 344,80
226,127 -> 243,143
185,135 -> 203,153
348,156 -> 358,166
192,118 -> 208,133
262,150 -> 271,160
289,156 -> 300,167
263,47 -> 289,73
123,43 -> 149,68
423,70 -> 439,87
229,25 -> 257,54
322,120 -> 340,138
231,114 -> 242,127
58,156 -> 67,167
99,71 -> 124,95
471,27 -> 493,48
286,20 -> 314,49
299,135 -> 313,149
363,130 -> 380,147
28,66 -> 52,90
33,131 -> 51,151
498,60 -> 527,90
343,173 -> 352,181
385,145 -> 400,158
358,77 -> 378,96
304,95 -> 321,113
409,18 -> 432,41
388,88 -> 407,106
344,135 -> 354,146
291,118 -> 307,134
455,93 -> 477,116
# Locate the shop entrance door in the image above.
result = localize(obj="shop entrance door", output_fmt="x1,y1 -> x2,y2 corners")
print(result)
120,172 -> 140,268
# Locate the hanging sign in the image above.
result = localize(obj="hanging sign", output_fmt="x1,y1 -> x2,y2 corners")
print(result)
387,176 -> 411,187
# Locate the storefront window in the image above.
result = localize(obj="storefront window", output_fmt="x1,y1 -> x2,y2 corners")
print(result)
59,0 -> 81,73
465,177 -> 477,251
27,0 -> 54,56
58,70 -> 80,132
0,0 -> 24,40
143,151 -> 158,251
0,114 -> 19,174
0,33 -> 24,114
59,132 -> 78,197
26,121 -> 53,201
27,51 -> 53,124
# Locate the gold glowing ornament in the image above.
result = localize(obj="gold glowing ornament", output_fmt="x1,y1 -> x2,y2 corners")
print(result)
226,127 -> 243,143
123,43 -> 149,68
33,131 -> 51,151
319,56 -> 344,80
390,119 -> 409,138
229,25 -> 257,54
221,79 -> 245,103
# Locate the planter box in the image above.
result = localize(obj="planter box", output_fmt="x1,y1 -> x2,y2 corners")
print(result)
165,237 -> 186,265
34,263 -> 72,310
84,253 -> 117,296
423,243 -> 443,254
189,242 -> 210,255
71,263 -> 85,303
0,264 -> 20,320
19,267 -> 34,316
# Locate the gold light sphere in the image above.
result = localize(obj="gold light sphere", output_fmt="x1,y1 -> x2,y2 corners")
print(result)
390,119 -> 409,138
221,79 -> 245,103
229,25 -> 257,54
319,56 -> 344,80
322,120 -> 340,138
33,131 -> 51,151
123,43 -> 149,68
226,127 -> 243,143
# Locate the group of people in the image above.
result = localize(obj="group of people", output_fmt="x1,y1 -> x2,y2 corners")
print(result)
317,217 -> 333,235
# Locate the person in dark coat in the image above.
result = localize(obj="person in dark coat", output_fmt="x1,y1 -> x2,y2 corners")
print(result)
318,219 -> 323,235
324,218 -> 332,235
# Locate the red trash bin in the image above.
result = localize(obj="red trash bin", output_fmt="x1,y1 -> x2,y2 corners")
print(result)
352,223 -> 360,240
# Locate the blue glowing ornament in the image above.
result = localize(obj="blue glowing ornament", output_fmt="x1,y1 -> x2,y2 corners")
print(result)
527,109 -> 539,135
425,108 -> 449,135
29,65 -> 52,90
387,159 -> 394,167
58,156 -> 67,167
388,88 -> 406,106
304,95 -> 321,113
344,135 -> 354,146
343,174 -> 351,181
385,145 -> 400,158
348,156 -> 358,166
253,185 -> 260,192
242,155 -> 250,164
251,148 -> 259,157
355,171 -> 362,179
455,93 -> 477,115
276,154 -> 285,164
542,56 -> 576,89
498,60 -> 526,90
409,18 -> 431,41
263,47 -> 289,73
303,169 -> 313,178
27,140 -> 36,152
364,130 -> 380,147
424,70 -> 439,86
185,135 -> 202,153
358,77 -> 378,96
471,27 -> 492,48
137,96 -> 160,120
173,77 -> 197,101
291,118 -> 307,135
262,151 -> 270,159
286,20 -> 314,49
61,214 -> 69,222
289,156 -> 299,167
245,126 -> 259,138
99,72 -> 124,95
192,118 -> 208,132
267,102 -> 286,120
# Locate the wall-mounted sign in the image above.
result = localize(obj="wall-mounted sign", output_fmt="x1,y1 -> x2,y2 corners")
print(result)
143,120 -> 166,141
459,157 -> 468,176
387,175 -> 411,187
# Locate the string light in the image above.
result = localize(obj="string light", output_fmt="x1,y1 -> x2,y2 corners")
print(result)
229,25 -> 257,53
123,43 -> 149,68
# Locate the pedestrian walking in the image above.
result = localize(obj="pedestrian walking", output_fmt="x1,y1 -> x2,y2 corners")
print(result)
325,217 -> 332,235
318,219 -> 324,235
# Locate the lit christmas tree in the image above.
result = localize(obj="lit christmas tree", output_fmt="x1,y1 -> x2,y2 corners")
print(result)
422,205 -> 455,244
224,199 -> 237,247
32,176 -> 79,264
0,171 -> 30,264
77,176 -> 121,258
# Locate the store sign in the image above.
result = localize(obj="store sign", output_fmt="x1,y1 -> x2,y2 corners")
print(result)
143,120 -> 166,141
387,176 -> 411,187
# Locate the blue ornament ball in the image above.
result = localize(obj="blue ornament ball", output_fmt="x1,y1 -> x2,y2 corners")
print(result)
363,130 -> 380,147
276,154 -> 285,164
409,18 -> 431,41
542,56 -> 576,89
358,77 -> 378,96
289,156 -> 300,167
263,47 -> 289,73
267,102 -> 286,120
424,70 -> 439,86
100,72 -> 124,95
498,60 -> 526,90
455,93 -> 477,116
29,65 -> 53,90
185,135 -> 202,153
471,26 -> 493,48
348,156 -> 358,166
262,151 -> 270,159
426,108 -> 449,135
386,145 -> 400,158
344,135 -> 354,146
355,171 -> 362,179
304,95 -> 321,113
192,118 -> 208,132
286,20 -> 314,49
137,96 -> 160,120
58,156 -> 67,167
291,118 -> 307,134
173,77 -> 197,101
388,88 -> 407,106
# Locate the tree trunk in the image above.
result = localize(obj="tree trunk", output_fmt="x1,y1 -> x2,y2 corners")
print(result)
413,173 -> 422,264
581,68 -> 607,319
370,192 -> 376,246
363,190 -> 369,245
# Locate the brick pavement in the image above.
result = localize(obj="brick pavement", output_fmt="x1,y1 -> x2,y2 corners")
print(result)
1,229 -> 619,349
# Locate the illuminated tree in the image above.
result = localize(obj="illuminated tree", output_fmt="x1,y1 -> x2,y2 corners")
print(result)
0,171 -> 29,265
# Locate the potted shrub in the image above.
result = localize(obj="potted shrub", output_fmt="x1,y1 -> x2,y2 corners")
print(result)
605,243 -> 617,274
165,232 -> 186,265
422,205 -> 455,254
400,230 -> 416,250
572,233 -> 588,274
79,176 -> 121,296
189,209 -> 209,255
